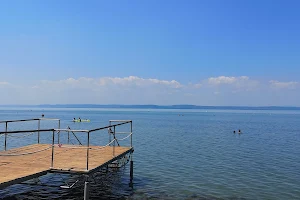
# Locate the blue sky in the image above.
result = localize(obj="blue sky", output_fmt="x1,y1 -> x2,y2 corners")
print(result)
0,0 -> 300,105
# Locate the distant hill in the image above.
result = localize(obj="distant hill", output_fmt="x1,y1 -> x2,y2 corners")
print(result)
4,104 -> 299,110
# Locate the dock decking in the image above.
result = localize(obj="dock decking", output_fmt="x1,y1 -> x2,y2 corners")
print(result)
0,118 -> 134,196
0,144 -> 133,188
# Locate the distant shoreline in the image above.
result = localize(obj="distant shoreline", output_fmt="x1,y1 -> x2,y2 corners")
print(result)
0,104 -> 300,110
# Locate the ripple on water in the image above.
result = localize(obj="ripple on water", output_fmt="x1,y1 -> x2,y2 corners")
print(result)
1,109 -> 300,199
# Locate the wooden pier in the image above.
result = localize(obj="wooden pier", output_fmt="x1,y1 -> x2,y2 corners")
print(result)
0,119 -> 134,199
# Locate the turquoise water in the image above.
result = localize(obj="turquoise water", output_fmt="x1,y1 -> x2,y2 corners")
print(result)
0,108 -> 300,199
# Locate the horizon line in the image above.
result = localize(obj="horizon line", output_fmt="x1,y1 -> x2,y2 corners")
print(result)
0,104 -> 300,108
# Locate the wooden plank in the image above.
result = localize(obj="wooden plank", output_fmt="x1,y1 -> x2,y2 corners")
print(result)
0,144 -> 132,188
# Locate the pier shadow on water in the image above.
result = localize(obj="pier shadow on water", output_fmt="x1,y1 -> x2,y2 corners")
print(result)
0,167 -> 249,200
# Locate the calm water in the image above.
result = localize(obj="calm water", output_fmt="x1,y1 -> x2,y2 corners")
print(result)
0,108 -> 300,200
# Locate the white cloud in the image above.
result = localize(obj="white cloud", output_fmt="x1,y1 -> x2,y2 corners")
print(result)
40,76 -> 183,89
1,76 -> 300,106
269,80 -> 299,89
20,76 -> 184,104
202,76 -> 260,92
41,77 -> 96,88
0,81 -> 16,89
0,81 -> 10,86
207,76 -> 249,85
193,83 -> 202,88
97,76 -> 182,88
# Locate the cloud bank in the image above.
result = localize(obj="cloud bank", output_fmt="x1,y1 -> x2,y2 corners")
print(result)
0,76 -> 299,106
269,80 -> 299,89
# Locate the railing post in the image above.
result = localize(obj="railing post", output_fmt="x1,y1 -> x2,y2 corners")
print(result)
58,120 -> 61,144
38,119 -> 40,144
109,121 -> 111,145
51,130 -> 55,168
68,130 -> 70,144
4,122 -> 8,151
84,175 -> 90,200
130,154 -> 133,187
87,131 -> 90,171
130,121 -> 133,147
129,121 -> 133,187
113,125 -> 115,157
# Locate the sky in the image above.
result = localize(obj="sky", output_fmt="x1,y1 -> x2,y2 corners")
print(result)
0,0 -> 300,106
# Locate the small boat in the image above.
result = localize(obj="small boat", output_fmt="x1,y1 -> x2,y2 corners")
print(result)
72,119 -> 90,122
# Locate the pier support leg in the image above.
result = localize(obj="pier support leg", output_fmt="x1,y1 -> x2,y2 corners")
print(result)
84,176 -> 90,200
129,154 -> 133,187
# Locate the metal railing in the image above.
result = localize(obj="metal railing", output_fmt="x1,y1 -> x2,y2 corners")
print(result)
0,118 -> 60,151
109,120 -> 133,149
0,119 -> 133,172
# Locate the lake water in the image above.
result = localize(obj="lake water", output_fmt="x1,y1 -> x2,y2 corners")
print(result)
0,107 -> 300,200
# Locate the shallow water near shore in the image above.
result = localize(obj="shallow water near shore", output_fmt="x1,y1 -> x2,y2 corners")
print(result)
0,107 -> 300,199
